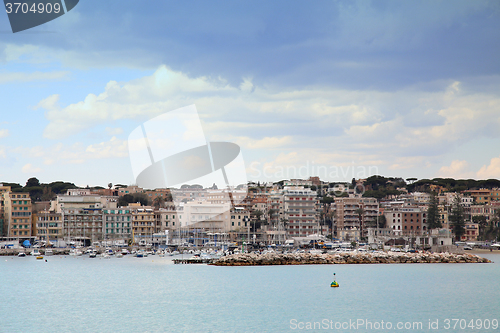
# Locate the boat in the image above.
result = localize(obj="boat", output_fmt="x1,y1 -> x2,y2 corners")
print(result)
17,252 -> 26,257
44,249 -> 54,256
69,249 -> 83,256
31,249 -> 41,256
121,249 -> 130,255
89,251 -> 97,258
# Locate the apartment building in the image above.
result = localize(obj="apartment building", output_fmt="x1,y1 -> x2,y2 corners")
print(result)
463,189 -> 500,204
34,210 -> 63,241
400,207 -> 427,236
3,192 -> 32,238
129,203 -> 155,236
334,196 -> 379,239
282,186 -> 319,237
102,207 -> 132,239
57,189 -> 104,242
0,185 -> 10,236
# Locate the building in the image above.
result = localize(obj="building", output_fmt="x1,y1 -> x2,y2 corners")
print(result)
463,189 -> 500,205
334,197 -> 379,240
461,222 -> 479,241
0,184 -> 11,237
34,209 -> 63,242
102,207 -> 132,240
3,192 -> 32,238
117,185 -> 144,196
400,207 -> 427,236
129,203 -> 155,240
57,189 -> 105,243
282,186 -> 319,237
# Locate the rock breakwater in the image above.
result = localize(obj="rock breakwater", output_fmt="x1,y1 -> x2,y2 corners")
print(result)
211,252 -> 491,266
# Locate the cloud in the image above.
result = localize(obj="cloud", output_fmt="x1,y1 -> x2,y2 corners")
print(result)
0,71 -> 70,84
13,137 -> 129,166
234,136 -> 293,150
437,160 -> 475,179
0,129 -> 9,138
34,66 -> 500,182
21,163 -> 42,174
477,156 -> 500,179
105,127 -> 123,136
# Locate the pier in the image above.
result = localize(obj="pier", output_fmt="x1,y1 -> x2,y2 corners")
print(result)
173,257 -> 215,264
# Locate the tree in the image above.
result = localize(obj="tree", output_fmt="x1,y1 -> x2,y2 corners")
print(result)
427,193 -> 442,230
41,186 -> 56,201
25,177 -> 40,188
153,196 -> 165,209
355,207 -> 365,237
449,195 -> 465,241
108,183 -> 113,190
377,214 -> 386,228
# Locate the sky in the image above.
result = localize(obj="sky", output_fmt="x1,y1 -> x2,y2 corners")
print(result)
1,0 -> 500,188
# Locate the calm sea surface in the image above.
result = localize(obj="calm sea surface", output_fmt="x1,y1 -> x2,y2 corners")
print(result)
1,252 -> 499,333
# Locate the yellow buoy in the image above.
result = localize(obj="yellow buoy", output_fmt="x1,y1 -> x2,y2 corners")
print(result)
331,273 -> 339,287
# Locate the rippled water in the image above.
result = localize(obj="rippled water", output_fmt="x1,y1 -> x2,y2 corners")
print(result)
1,253 -> 499,332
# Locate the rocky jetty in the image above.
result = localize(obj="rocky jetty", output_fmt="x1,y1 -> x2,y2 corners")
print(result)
211,251 -> 491,266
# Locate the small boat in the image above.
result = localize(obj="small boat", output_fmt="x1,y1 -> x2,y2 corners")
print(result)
36,256 -> 44,260
18,252 -> 26,257
31,249 -> 41,256
44,249 -> 54,256
89,252 -> 97,258
69,249 -> 83,256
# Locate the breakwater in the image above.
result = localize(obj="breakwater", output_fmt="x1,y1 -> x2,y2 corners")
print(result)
211,252 -> 491,266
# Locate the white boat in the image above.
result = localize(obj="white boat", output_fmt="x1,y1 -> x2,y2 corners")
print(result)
18,251 -> 26,257
69,249 -> 83,256
121,249 -> 130,255
89,251 -> 97,258
31,249 -> 41,256
44,249 -> 54,256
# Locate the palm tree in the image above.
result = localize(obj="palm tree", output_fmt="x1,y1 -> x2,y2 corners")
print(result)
355,206 -> 365,240
153,196 -> 165,209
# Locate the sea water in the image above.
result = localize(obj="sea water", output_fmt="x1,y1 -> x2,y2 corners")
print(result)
1,253 -> 499,332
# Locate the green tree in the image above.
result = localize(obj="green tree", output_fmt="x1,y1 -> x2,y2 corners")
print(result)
427,193 -> 442,230
355,207 -> 364,237
153,196 -> 165,209
377,214 -> 387,228
449,195 -> 465,241
25,177 -> 40,188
